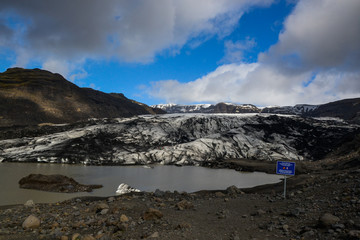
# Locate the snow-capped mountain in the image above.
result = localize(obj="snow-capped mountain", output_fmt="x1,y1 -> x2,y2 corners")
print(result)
151,98 -> 360,124
151,102 -> 318,115
151,103 -> 214,113
261,104 -> 319,115
152,103 -> 261,114
0,114 -> 357,166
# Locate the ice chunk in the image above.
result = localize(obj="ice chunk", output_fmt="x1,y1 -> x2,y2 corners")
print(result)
115,183 -> 141,195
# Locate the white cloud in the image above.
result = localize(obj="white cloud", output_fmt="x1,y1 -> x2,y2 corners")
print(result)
148,62 -> 360,106
42,58 -> 88,82
148,63 -> 260,104
2,0 -> 359,105
0,0 -> 273,72
220,37 -> 256,63
149,0 -> 360,106
89,83 -> 100,90
42,59 -> 70,78
262,0 -> 360,71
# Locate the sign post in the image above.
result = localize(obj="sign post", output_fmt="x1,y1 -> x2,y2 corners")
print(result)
276,161 -> 295,199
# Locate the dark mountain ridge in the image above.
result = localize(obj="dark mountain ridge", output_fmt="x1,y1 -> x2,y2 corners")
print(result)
304,98 -> 360,122
0,68 -> 164,127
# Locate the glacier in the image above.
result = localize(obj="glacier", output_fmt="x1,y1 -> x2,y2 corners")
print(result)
0,114 -> 357,165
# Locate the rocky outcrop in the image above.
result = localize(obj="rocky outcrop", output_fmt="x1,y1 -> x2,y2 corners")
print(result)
18,174 -> 102,192
0,68 -> 164,127
1,114 -> 358,165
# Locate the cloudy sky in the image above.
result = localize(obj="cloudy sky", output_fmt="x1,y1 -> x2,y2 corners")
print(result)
0,0 -> 359,106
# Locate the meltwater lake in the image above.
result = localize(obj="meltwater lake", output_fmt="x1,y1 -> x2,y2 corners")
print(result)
0,163 -> 282,206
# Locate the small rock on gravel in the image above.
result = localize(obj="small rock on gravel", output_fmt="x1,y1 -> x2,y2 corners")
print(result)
348,230 -> 360,239
24,199 -> 35,207
120,214 -> 129,223
319,213 -> 340,228
71,233 -> 81,240
149,232 -> 159,238
143,208 -> 163,220
83,234 -> 96,240
22,215 -> 41,229
176,200 -> 194,210
154,189 -> 165,197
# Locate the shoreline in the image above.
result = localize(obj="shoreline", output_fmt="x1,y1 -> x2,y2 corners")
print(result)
0,158 -> 359,239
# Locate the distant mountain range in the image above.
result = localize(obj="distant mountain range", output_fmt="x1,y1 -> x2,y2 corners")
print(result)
152,99 -> 360,123
0,68 -> 164,127
151,102 -> 319,115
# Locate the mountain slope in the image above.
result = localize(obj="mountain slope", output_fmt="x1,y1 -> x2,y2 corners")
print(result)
0,68 -> 163,126
305,98 -> 360,123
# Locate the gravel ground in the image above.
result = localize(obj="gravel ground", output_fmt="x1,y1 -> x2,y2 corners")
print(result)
0,160 -> 359,240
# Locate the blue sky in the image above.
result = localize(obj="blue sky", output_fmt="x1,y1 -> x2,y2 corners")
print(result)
0,0 -> 359,106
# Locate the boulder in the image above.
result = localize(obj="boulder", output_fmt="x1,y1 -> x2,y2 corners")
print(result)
22,215 -> 40,229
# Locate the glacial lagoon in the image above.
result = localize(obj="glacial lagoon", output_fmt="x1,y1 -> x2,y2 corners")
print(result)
0,162 -> 282,206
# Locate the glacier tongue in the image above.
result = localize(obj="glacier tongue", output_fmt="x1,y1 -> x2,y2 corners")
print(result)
0,114 -> 357,165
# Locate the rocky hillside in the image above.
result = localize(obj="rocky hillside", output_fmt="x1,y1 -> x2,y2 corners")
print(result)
0,114 -> 358,165
261,104 -> 319,115
305,98 -> 360,123
0,68 -> 164,127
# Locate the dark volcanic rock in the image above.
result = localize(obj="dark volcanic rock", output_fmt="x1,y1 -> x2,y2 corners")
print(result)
0,68 -> 163,127
18,174 -> 102,193
213,102 -> 259,113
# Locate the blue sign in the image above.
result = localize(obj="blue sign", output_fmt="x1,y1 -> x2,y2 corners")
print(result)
276,161 -> 295,176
